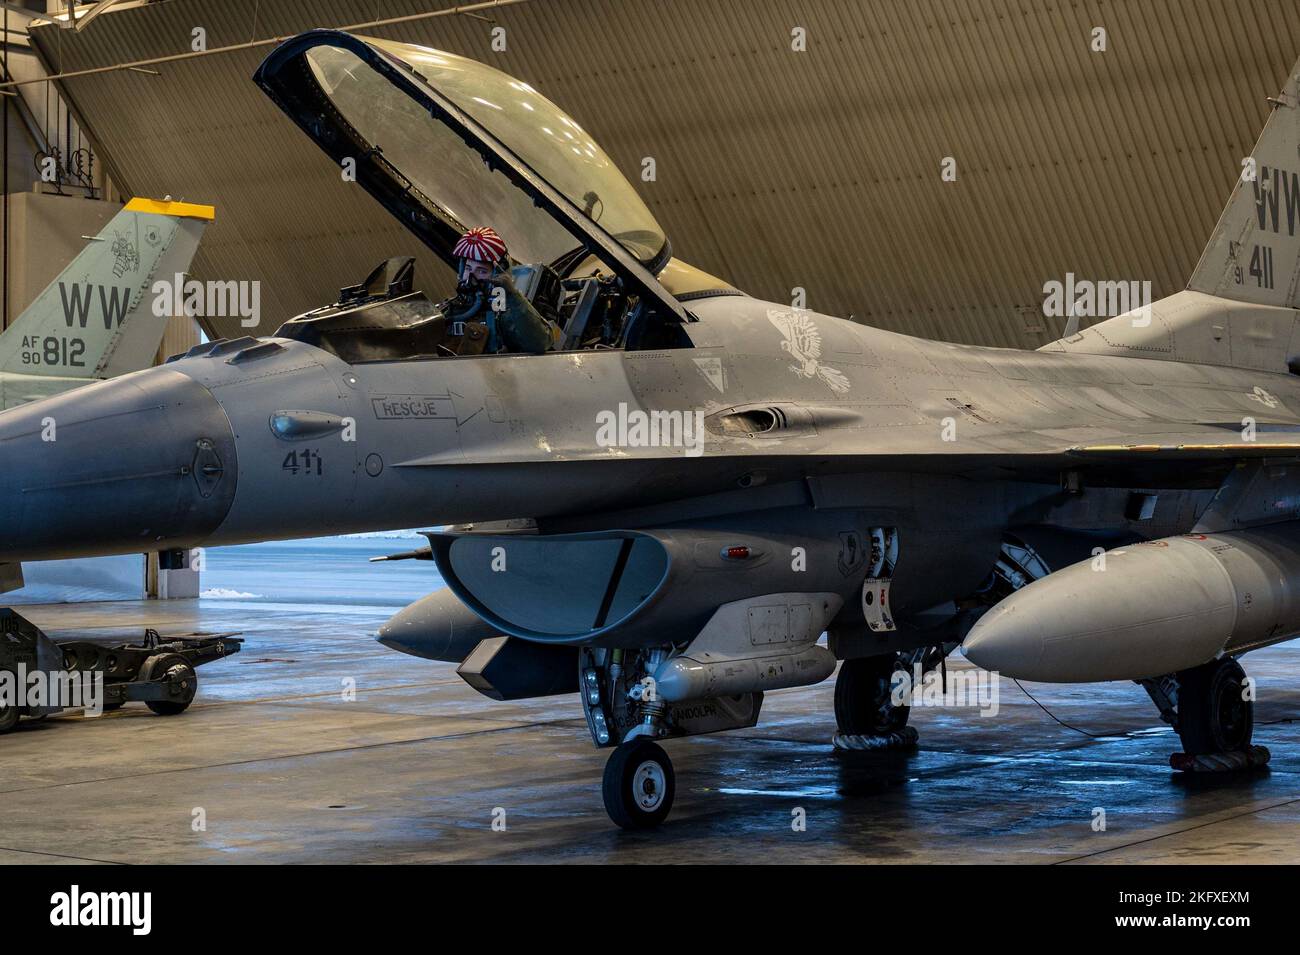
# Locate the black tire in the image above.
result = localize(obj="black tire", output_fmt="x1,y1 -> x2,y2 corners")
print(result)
0,667 -> 19,734
139,653 -> 198,716
1176,657 -> 1253,755
602,740 -> 675,829
834,654 -> 909,736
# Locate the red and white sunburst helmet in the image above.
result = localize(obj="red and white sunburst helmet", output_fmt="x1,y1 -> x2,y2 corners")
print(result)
453,226 -> 508,264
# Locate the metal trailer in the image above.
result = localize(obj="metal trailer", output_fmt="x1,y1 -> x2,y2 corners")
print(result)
0,607 -> 242,733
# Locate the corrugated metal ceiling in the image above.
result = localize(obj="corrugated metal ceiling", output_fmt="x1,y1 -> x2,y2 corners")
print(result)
29,0 -> 1300,346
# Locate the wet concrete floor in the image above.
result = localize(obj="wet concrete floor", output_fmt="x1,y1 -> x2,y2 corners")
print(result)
2,599 -> 1297,863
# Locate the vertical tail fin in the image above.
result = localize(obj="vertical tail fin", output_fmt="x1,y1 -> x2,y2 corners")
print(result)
1189,59 -> 1300,307
0,197 -> 212,378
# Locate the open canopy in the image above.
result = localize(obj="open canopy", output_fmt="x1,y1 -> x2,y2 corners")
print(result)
254,30 -> 686,323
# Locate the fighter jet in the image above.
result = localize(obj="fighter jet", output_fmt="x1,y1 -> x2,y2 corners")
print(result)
0,196 -> 210,594
2,30 -> 1299,826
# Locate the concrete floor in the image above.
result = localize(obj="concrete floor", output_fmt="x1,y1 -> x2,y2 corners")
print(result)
2,598 -> 1299,864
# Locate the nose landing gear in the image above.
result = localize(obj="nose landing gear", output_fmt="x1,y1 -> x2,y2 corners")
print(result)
602,739 -> 675,830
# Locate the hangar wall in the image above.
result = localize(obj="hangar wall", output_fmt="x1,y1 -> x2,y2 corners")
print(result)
0,192 -> 116,323
28,0 -> 1300,348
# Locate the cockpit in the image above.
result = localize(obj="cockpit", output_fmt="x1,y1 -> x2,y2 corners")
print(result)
254,31 -> 736,361
272,252 -> 668,363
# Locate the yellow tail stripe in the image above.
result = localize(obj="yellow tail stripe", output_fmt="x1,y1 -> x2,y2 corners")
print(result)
123,197 -> 215,221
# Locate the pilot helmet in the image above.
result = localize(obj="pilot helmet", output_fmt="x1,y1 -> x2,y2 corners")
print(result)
454,226 -> 508,276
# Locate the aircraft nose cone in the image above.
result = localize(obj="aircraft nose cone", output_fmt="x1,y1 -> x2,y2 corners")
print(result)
0,368 -> 237,561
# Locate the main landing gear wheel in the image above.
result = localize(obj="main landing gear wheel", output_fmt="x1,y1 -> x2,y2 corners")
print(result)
602,740 -> 675,829
140,653 -> 198,716
1176,657 -> 1252,756
834,653 -> 910,736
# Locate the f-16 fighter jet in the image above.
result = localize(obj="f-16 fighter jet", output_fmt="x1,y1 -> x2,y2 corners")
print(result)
2,31 -> 1299,827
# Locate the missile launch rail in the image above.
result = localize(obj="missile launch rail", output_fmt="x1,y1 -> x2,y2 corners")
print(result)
0,607 -> 242,733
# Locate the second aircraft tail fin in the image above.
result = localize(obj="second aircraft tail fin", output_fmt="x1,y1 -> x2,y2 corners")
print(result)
1189,60 -> 1300,307
1047,57 -> 1300,372
0,197 -> 212,379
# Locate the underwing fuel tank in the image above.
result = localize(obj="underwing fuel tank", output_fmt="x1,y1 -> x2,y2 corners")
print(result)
378,587 -> 502,662
962,523 -> 1300,682
377,587 -> 579,700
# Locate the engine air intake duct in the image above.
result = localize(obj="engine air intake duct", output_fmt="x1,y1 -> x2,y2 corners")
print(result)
423,525 -> 857,647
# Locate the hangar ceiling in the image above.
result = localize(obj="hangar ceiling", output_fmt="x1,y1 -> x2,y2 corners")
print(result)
28,0 -> 1300,347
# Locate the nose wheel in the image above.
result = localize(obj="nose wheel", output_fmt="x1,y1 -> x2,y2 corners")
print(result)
602,740 -> 675,829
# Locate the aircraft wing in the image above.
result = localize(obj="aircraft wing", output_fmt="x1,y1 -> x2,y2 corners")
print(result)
1067,433 -> 1300,459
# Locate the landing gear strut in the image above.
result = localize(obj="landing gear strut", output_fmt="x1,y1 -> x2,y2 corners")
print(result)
602,739 -> 675,829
